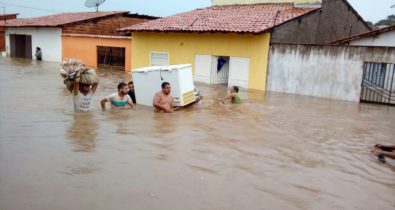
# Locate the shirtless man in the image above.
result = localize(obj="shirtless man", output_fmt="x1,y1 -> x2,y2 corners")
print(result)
153,82 -> 174,113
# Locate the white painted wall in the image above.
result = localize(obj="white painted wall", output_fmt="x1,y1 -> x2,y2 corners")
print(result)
350,30 -> 395,47
267,45 -> 395,102
212,0 -> 320,6
5,27 -> 62,62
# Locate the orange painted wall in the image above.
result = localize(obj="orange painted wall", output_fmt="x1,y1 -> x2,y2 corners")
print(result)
62,35 -> 132,71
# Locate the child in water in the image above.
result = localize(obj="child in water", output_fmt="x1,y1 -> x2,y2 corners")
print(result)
221,86 -> 242,104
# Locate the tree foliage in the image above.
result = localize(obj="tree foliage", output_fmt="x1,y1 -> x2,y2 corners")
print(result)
374,15 -> 395,26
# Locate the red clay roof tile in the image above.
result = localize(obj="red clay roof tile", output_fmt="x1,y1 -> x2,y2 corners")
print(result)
1,11 -> 128,27
120,4 -> 317,34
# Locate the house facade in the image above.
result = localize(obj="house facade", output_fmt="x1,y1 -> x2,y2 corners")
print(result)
121,4 -> 316,91
212,0 -> 320,6
0,14 -> 18,52
332,25 -> 395,47
61,13 -> 156,71
132,32 -> 272,90
121,0 -> 369,91
6,27 -> 62,61
3,12 -> 155,71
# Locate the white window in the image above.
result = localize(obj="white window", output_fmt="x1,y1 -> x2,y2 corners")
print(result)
150,52 -> 169,66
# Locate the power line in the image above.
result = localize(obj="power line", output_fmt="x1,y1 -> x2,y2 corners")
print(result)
0,1 -> 63,13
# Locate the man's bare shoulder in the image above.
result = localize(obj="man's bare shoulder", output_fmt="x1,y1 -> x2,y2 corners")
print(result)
154,91 -> 163,97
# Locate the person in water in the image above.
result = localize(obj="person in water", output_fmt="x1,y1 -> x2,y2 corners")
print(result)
73,78 -> 98,113
35,47 -> 42,61
221,86 -> 241,104
127,81 -> 136,104
371,144 -> 395,163
153,82 -> 175,113
100,82 -> 135,110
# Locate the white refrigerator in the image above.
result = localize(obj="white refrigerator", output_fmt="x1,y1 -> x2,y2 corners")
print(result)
131,64 -> 196,107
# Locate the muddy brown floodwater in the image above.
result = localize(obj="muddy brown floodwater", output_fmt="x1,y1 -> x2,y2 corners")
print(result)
0,57 -> 394,210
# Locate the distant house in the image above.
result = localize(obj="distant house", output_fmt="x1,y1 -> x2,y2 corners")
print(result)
120,0 -> 370,91
212,0 -> 320,5
2,12 -> 156,71
0,14 -> 18,52
332,24 -> 395,47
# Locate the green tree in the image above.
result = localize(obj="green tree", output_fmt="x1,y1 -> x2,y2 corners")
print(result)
375,15 -> 395,26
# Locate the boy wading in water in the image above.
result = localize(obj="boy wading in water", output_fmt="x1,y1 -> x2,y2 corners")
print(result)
73,78 -> 98,113
221,86 -> 242,104
100,82 -> 135,110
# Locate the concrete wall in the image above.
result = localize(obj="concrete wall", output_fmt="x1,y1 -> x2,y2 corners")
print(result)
267,44 -> 395,102
6,27 -> 62,62
350,30 -> 395,47
212,0 -> 320,5
271,0 -> 370,44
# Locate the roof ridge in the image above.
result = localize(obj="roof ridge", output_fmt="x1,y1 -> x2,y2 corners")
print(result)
1,11 -> 130,27
119,4 -> 317,34
211,2 -> 294,7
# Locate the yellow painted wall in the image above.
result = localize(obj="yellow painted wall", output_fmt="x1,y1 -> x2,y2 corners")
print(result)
62,35 -> 132,71
212,0 -> 321,5
132,32 -> 271,91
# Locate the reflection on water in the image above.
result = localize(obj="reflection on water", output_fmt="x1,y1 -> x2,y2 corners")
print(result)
0,58 -> 395,210
68,113 -> 98,152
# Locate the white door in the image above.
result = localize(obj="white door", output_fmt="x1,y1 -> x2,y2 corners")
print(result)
194,54 -> 212,84
229,57 -> 250,88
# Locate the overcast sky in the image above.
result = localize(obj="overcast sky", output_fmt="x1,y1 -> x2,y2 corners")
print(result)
0,0 -> 394,23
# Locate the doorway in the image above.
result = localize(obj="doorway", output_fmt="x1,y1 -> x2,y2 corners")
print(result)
97,46 -> 125,71
9,34 -> 32,59
194,54 -> 250,88
194,54 -> 230,85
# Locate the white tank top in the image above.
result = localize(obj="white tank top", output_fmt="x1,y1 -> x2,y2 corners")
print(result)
73,90 -> 93,113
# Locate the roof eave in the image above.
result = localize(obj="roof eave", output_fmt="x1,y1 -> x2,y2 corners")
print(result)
331,24 -> 395,45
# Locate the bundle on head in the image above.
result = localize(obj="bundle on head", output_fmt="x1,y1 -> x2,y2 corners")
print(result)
60,58 -> 98,92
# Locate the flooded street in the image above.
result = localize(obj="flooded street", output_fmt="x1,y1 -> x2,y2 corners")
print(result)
0,57 -> 394,210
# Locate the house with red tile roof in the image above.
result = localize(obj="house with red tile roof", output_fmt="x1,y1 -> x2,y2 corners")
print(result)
2,12 -> 156,69
120,0 -> 369,91
332,24 -> 395,47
